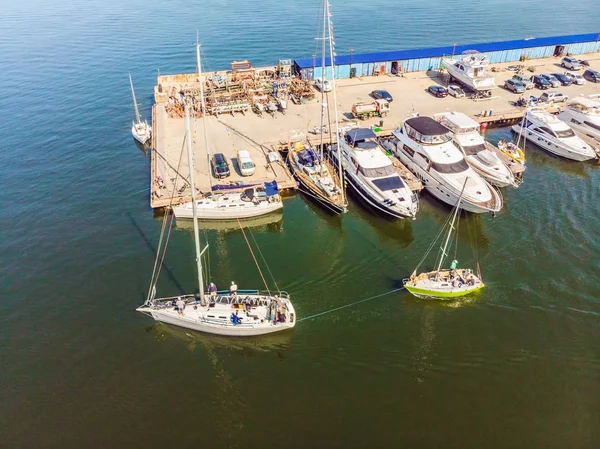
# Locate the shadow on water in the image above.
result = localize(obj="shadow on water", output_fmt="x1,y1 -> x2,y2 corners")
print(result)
347,197 -> 414,247
144,322 -> 293,357
127,211 -> 186,295
524,141 -> 590,178
172,210 -> 284,233
301,194 -> 344,230
133,139 -> 150,155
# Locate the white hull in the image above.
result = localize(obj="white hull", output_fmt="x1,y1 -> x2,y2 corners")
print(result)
173,196 -> 283,220
139,294 -> 295,337
132,122 -> 152,145
389,143 -> 502,213
558,112 -> 600,143
332,145 -> 418,219
442,59 -> 496,91
512,124 -> 596,161
466,155 -> 515,188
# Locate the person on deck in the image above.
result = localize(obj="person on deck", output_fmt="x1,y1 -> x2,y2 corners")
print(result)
450,260 -> 458,270
230,281 -> 238,298
176,297 -> 185,316
208,282 -> 218,297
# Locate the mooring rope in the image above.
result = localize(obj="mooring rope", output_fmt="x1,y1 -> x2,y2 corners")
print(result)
298,287 -> 405,322
237,218 -> 271,295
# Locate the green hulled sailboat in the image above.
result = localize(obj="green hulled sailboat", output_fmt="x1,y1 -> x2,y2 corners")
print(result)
403,183 -> 485,299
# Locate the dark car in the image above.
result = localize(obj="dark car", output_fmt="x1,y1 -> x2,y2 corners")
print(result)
370,89 -> 393,101
583,69 -> 600,83
428,85 -> 448,98
211,153 -> 230,178
532,75 -> 551,90
550,73 -> 573,86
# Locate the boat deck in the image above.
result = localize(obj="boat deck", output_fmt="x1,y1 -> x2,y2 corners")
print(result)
388,154 -> 423,191
483,141 -> 526,175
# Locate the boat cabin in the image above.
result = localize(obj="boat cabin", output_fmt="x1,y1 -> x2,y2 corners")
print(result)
457,51 -> 490,78
566,97 -> 600,116
344,128 -> 379,149
435,112 -> 480,135
403,117 -> 452,145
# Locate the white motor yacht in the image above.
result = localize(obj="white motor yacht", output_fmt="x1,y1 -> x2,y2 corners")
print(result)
330,128 -> 418,219
512,107 -> 597,161
558,97 -> 600,143
441,51 -> 496,92
172,182 -> 283,220
390,116 -> 503,214
434,112 -> 517,188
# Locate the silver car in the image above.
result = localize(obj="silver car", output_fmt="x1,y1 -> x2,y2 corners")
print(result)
540,74 -> 561,88
505,79 -> 526,93
562,56 -> 583,71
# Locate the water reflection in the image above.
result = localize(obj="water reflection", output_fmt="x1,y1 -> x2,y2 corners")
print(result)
144,322 -> 293,356
349,198 -> 414,247
173,211 -> 284,233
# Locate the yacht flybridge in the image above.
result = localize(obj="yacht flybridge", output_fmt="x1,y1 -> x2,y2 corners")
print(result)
441,51 -> 496,92
558,97 -> 600,143
434,112 -> 517,188
512,107 -> 598,161
330,128 -> 418,219
390,116 -> 503,214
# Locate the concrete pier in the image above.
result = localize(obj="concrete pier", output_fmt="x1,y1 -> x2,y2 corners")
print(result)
150,54 -> 600,208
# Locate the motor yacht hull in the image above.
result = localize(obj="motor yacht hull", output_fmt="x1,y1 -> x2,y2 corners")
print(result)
512,124 -> 597,161
442,59 -> 495,91
466,156 -> 515,188
557,114 -> 600,143
330,148 -> 416,219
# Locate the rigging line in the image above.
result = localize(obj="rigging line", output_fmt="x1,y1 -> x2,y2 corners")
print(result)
236,218 -> 271,295
246,226 -> 280,292
202,228 -> 211,283
413,209 -> 454,272
298,287 -> 405,322
152,131 -> 189,292
453,208 -> 461,260
146,209 -> 169,302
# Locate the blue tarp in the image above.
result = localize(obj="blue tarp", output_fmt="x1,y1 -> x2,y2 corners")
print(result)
346,128 -> 377,144
372,176 -> 404,192
293,32 -> 600,68
264,181 -> 279,196
299,148 -> 319,166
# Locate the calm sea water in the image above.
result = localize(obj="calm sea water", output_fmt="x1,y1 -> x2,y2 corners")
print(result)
1,0 -> 599,447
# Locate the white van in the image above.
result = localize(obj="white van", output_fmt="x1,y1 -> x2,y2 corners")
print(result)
237,150 -> 256,176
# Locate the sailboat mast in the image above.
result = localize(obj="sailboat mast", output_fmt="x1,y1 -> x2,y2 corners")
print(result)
129,73 -> 141,124
436,182 -> 466,272
184,103 -> 205,299
197,42 -> 213,192
325,0 -> 346,208
318,0 -> 327,160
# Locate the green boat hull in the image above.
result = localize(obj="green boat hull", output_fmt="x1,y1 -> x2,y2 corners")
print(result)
404,283 -> 485,299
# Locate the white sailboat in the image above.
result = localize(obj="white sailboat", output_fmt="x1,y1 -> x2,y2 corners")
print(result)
287,0 -> 347,214
129,73 -> 152,145
137,103 -> 296,337
171,43 -> 283,221
403,182 -> 485,299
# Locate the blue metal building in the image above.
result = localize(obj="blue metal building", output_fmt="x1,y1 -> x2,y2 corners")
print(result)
293,32 -> 600,80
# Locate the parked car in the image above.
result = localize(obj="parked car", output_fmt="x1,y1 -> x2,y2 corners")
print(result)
314,77 -> 332,92
564,71 -> 586,85
538,91 -> 569,104
532,75 -> 551,90
550,73 -> 573,86
512,73 -> 534,90
211,153 -> 230,179
428,85 -> 448,98
504,79 -> 526,93
561,57 -> 583,70
237,150 -> 256,176
539,74 -> 561,88
370,89 -> 393,101
583,69 -> 600,83
448,84 -> 466,98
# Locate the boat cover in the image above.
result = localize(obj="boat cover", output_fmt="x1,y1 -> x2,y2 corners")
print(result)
298,149 -> 319,166
406,117 -> 449,136
346,128 -> 377,144
356,140 -> 378,149
264,181 -> 279,196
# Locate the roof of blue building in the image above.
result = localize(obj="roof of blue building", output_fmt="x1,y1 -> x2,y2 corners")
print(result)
293,32 -> 600,69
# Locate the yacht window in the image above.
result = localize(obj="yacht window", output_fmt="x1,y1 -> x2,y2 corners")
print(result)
371,176 -> 404,191
431,159 -> 470,174
360,165 -> 396,178
538,126 -> 557,137
555,128 -> 575,138
462,143 -> 486,156
584,121 -> 600,131
402,144 -> 415,157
